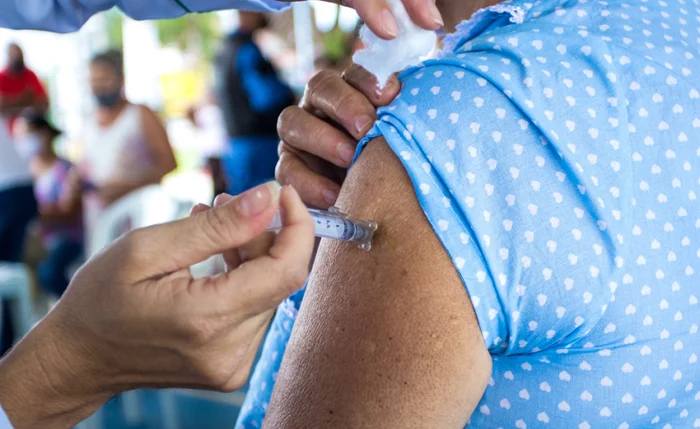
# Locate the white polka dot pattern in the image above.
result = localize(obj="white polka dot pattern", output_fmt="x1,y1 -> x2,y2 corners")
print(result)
237,0 -> 700,427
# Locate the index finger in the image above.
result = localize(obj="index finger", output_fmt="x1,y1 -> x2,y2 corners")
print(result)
342,65 -> 402,107
301,70 -> 378,140
124,182 -> 280,279
227,186 -> 315,316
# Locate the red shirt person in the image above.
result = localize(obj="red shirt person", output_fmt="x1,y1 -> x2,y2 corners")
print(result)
0,43 -> 48,135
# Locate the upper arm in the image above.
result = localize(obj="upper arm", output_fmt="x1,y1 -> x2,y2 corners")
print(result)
264,138 -> 491,428
139,106 -> 176,173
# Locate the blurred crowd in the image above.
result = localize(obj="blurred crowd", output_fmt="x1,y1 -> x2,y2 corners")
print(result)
0,10 -> 361,359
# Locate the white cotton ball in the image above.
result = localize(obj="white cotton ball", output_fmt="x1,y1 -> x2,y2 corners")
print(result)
352,0 -> 437,88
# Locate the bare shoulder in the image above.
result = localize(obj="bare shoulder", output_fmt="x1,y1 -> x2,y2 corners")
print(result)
264,138 -> 492,429
135,104 -> 159,122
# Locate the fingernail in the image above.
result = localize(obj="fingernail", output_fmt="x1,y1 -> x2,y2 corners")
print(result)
323,190 -> 338,206
337,142 -> 356,165
428,1 -> 444,27
381,9 -> 399,37
380,77 -> 399,96
238,182 -> 281,217
355,114 -> 373,133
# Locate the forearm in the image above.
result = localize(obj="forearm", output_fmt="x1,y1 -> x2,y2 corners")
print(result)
0,0 -> 288,33
0,316 -> 112,428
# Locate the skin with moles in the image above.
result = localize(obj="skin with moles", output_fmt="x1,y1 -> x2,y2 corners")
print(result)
264,140 -> 491,428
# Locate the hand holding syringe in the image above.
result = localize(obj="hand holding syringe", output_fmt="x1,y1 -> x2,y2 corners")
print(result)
266,207 -> 378,251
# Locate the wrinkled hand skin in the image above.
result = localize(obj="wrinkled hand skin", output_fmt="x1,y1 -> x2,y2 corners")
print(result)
0,183 -> 315,429
276,65 -> 402,209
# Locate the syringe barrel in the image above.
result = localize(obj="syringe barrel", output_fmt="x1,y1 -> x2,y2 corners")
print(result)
265,208 -> 377,251
266,210 -> 354,240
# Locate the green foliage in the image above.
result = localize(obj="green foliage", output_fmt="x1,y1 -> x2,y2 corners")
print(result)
156,13 -> 220,62
322,26 -> 348,62
105,8 -> 124,49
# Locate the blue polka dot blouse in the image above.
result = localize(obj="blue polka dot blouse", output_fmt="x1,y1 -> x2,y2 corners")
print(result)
237,0 -> 700,427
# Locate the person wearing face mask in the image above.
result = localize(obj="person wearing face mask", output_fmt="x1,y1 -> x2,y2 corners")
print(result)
15,111 -> 83,298
77,50 -> 177,244
0,44 -> 48,137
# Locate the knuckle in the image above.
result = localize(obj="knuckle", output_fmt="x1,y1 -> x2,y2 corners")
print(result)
306,70 -> 338,103
275,152 -> 294,185
277,141 -> 286,156
342,64 -> 368,88
277,106 -> 300,138
201,205 -> 244,245
334,91 -> 357,112
340,64 -> 357,81
309,69 -> 336,90
283,263 -> 310,293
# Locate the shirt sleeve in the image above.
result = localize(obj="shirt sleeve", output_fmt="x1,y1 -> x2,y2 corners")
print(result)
357,60 -> 614,355
0,0 -> 289,33
236,42 -> 292,114
0,404 -> 13,429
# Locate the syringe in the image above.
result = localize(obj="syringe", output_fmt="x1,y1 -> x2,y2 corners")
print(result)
265,206 -> 378,251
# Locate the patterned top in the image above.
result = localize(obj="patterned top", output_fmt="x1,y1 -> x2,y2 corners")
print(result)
237,0 -> 700,427
34,158 -> 83,247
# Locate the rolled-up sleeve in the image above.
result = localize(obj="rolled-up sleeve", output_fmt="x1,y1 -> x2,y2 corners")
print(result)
0,0 -> 289,33
0,404 -> 12,429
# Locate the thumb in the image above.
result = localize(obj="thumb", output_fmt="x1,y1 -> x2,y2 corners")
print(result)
129,182 -> 281,278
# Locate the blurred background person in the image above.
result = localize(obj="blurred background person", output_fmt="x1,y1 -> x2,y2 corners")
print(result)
14,111 -> 82,298
185,91 -> 228,199
0,114 -> 36,357
0,43 -> 48,139
79,50 -> 177,243
313,22 -> 363,73
214,11 -> 294,196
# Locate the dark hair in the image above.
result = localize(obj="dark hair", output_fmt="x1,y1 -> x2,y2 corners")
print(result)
21,110 -> 62,137
90,50 -> 124,78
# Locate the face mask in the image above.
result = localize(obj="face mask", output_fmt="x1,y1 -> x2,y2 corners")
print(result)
9,60 -> 24,73
15,134 -> 42,160
95,91 -> 121,108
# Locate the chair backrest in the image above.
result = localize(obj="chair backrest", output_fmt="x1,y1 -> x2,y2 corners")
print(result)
87,185 -> 182,257
0,263 -> 30,295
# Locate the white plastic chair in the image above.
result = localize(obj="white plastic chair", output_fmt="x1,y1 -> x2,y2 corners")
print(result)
79,185 -> 183,429
0,263 -> 33,343
78,185 -> 228,428
86,184 -> 181,257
